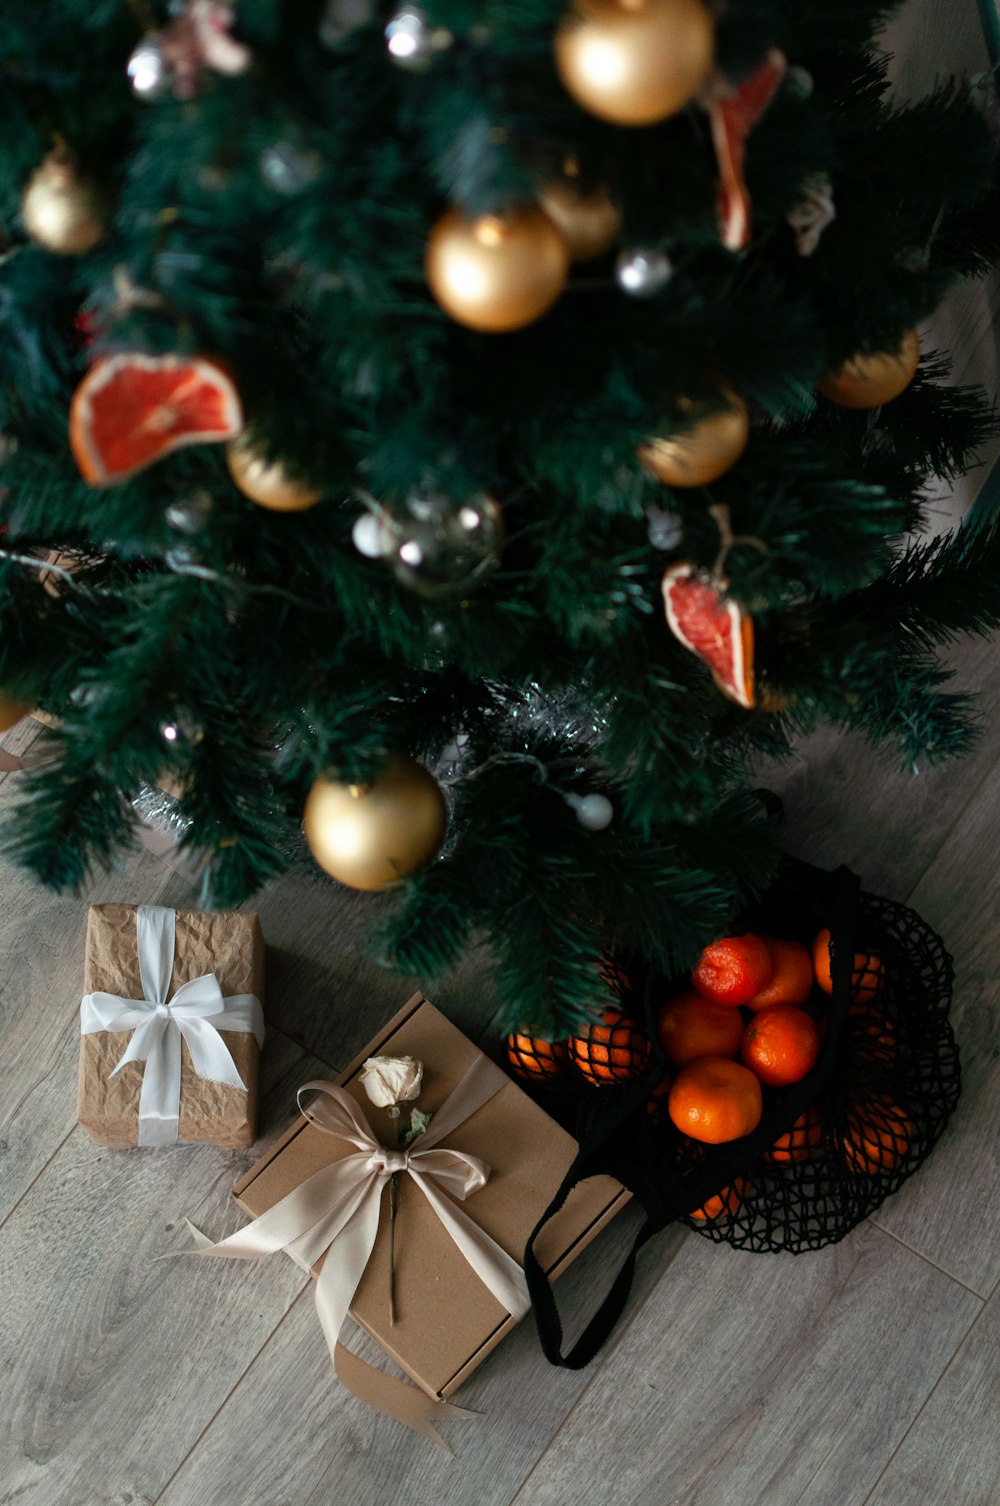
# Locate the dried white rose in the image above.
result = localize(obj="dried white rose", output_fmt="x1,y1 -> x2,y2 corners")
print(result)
359,1055 -> 423,1110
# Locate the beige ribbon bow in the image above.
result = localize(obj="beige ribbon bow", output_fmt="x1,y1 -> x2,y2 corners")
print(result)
183,1054 -> 531,1451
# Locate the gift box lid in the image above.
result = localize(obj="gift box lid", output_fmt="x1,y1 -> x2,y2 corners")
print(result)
234,993 -> 628,1400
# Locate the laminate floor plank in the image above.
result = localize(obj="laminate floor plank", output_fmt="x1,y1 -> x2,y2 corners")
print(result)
756,629 -> 1000,901
252,870 -> 499,1067
862,1287 -> 1000,1506
506,1225 -> 981,1506
866,802 -> 1000,1295
0,1030 -> 325,1506
154,1211 -> 690,1506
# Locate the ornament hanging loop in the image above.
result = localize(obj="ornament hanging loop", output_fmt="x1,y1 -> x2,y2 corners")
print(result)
709,502 -> 767,580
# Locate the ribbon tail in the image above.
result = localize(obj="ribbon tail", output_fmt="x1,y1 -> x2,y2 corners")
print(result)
312,1189 -> 476,1453
137,1020 -> 183,1147
333,1344 -> 479,1454
179,1016 -> 247,1090
184,1218 -> 215,1250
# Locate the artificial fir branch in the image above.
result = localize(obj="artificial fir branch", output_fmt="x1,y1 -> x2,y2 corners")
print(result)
2,0 -> 1000,1034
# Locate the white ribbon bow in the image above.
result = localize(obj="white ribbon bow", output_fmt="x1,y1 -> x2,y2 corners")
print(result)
182,1056 -> 531,1451
80,905 -> 265,1147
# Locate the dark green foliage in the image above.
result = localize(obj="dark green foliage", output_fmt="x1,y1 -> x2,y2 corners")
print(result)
1,0 -> 999,1034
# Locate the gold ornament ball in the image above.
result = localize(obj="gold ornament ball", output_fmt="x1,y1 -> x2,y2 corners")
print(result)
0,690 -> 32,733
226,437 -> 322,512
21,153 -> 106,255
639,392 -> 749,487
538,177 -> 621,262
303,752 -> 448,892
425,207 -> 570,333
554,0 -> 714,127
817,329 -> 921,409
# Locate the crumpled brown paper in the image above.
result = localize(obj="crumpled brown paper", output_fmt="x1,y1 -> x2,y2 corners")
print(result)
77,904 -> 264,1149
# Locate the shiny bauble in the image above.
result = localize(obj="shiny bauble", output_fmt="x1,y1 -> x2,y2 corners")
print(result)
0,691 -> 32,733
127,32 -> 175,98
616,247 -> 673,296
817,329 -> 920,409
21,153 -> 106,255
226,437 -> 322,512
303,753 -> 448,891
538,177 -> 620,262
385,3 -> 453,67
555,0 -> 714,127
639,392 -> 749,487
425,207 -> 570,333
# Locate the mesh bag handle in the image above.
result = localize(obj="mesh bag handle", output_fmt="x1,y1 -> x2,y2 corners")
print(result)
524,862 -> 863,1370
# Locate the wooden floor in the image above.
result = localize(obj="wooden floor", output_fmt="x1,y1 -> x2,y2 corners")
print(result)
3,10 -> 1000,1506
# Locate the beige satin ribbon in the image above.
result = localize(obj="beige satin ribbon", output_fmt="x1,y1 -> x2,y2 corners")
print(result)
182,1054 -> 531,1452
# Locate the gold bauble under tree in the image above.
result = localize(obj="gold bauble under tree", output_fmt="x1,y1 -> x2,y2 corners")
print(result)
425,206 -> 570,333
0,691 -> 32,733
303,752 -> 448,892
639,392 -> 749,487
554,0 -> 714,127
817,329 -> 921,409
538,172 -> 621,262
21,152 -> 106,255
226,436 -> 322,511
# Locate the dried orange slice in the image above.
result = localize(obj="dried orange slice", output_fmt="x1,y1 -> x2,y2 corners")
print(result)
662,561 -> 754,708
70,353 -> 243,486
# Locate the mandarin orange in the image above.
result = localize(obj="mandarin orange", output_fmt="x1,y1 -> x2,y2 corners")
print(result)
657,989 -> 744,1066
668,1056 -> 763,1143
741,1005 -> 820,1087
688,1177 -> 746,1222
568,1009 -> 651,1085
841,1098 -> 912,1174
505,1031 -> 567,1083
747,936 -> 813,1010
812,928 -> 884,1003
691,933 -> 772,1007
764,1106 -> 823,1164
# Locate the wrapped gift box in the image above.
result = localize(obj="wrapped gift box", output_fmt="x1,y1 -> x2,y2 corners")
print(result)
78,904 -> 264,1149
234,993 -> 627,1401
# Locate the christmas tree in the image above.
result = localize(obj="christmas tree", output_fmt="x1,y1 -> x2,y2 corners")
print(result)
2,0 -> 1000,1036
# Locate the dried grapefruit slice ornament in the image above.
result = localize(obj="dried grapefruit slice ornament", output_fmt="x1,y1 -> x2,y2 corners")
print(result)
662,560 -> 755,709
69,353 -> 243,486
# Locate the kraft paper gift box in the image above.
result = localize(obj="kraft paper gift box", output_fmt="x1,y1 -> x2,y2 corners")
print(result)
78,903 -> 265,1149
232,993 -> 628,1407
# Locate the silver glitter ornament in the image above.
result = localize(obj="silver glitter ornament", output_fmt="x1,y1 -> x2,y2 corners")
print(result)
260,142 -> 322,195
128,33 -> 176,98
646,505 -> 683,551
166,491 -> 214,534
384,5 -> 453,68
357,491 -> 505,597
615,248 -> 673,297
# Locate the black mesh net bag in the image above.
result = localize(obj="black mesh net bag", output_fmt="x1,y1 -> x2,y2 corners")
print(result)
519,857 -> 960,1370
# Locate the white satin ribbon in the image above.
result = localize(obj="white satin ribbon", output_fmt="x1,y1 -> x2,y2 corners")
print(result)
80,905 -> 265,1148
182,1055 -> 531,1451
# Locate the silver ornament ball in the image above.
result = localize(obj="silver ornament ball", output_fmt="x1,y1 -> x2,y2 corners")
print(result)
260,142 -> 322,195
128,33 -> 175,99
384,4 -> 452,68
615,249 -> 673,297
166,492 -> 214,535
785,65 -> 814,100
352,511 -> 390,558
